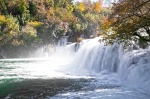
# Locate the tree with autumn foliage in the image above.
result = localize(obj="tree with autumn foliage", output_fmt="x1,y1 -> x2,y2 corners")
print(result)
78,2 -> 85,12
102,0 -> 150,47
0,0 -> 112,58
0,0 -> 75,46
92,2 -> 101,13
0,0 -> 77,57
70,0 -> 109,40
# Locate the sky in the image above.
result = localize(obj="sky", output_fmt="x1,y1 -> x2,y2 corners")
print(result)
73,0 -> 116,6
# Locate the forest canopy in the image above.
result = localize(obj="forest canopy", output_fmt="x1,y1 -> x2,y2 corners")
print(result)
0,0 -> 109,46
0,0 -> 111,57
102,0 -> 150,47
0,0 -> 149,58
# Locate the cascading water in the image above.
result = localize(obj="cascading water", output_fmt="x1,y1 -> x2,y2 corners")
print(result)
53,36 -> 82,58
68,37 -> 123,74
1,37 -> 150,99
31,36 -> 78,57
52,37 -> 150,98
118,48 -> 150,91
57,36 -> 69,46
0,48 -> 6,58
66,37 -> 150,91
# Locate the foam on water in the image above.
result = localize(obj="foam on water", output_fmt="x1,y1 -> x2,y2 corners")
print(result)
52,37 -> 150,98
1,37 -> 150,98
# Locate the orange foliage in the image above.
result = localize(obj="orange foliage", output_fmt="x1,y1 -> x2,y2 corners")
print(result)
77,37 -> 84,42
101,18 -> 111,30
92,2 -> 101,13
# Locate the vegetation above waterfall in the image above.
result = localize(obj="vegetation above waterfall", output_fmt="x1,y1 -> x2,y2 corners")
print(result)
0,0 -> 149,57
101,0 -> 150,47
0,0 -> 110,46
0,0 -> 112,57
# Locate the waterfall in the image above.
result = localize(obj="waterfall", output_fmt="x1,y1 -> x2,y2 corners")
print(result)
0,47 -> 6,58
118,48 -> 150,91
54,36 -> 82,57
65,37 -> 150,92
33,36 -> 76,57
68,37 -> 123,73
33,36 -> 69,57
57,36 -> 69,46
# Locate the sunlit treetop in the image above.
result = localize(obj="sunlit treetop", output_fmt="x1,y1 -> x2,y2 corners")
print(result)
92,2 -> 101,13
101,0 -> 150,47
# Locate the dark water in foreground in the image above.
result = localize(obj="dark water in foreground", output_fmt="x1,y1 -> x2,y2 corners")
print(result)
0,59 -> 150,99
0,58 -> 88,98
0,78 -> 88,98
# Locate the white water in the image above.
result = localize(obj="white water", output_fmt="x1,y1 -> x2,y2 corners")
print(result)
57,36 -> 69,46
67,37 -> 150,86
51,37 -> 150,98
1,37 -> 150,98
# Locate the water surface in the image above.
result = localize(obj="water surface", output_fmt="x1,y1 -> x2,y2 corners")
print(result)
0,58 -> 149,99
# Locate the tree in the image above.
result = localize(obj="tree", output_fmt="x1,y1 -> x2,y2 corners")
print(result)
0,15 -> 20,46
92,2 -> 101,13
78,2 -> 85,12
102,0 -> 150,47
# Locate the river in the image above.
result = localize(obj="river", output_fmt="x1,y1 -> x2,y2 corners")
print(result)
0,37 -> 150,99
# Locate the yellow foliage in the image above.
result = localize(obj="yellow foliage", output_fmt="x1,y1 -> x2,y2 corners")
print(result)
29,21 -> 42,27
78,2 -> 85,12
0,15 -> 8,25
6,16 -> 20,32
